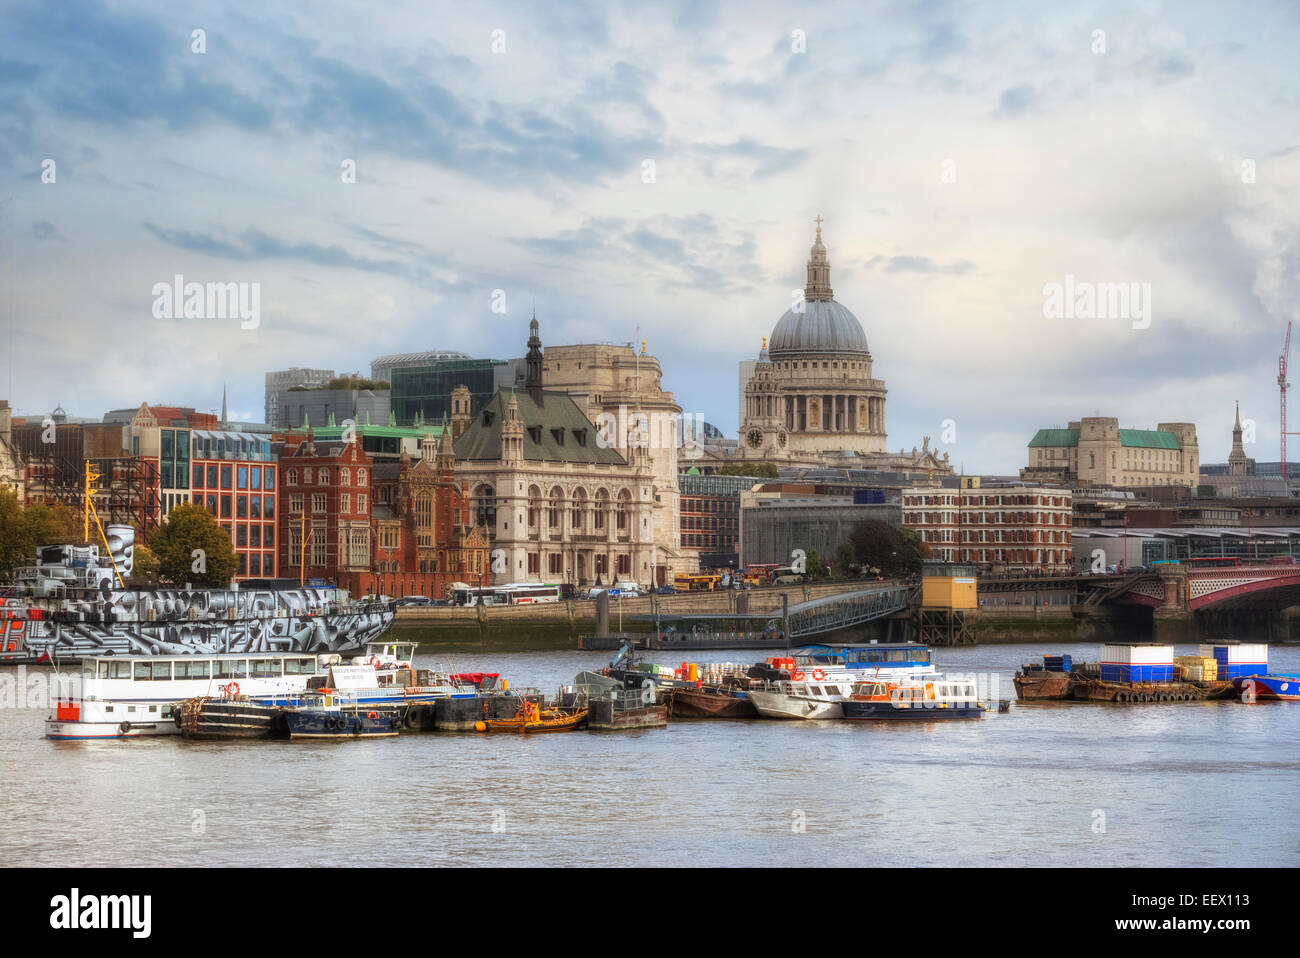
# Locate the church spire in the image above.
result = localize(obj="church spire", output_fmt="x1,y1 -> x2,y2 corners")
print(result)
1229,400 -> 1249,477
805,216 -> 833,302
525,312 -> 544,406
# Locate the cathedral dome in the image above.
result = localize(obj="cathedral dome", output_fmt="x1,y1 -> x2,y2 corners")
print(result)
769,300 -> 869,357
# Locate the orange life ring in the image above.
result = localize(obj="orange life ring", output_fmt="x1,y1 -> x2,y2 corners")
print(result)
792,671 -> 806,681
812,669 -> 826,681
224,681 -> 240,697
367,711 -> 378,719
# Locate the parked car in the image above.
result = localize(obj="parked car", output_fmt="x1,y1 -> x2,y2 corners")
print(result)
395,596 -> 431,606
655,585 -> 676,595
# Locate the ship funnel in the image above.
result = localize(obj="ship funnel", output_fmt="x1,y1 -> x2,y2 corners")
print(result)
106,524 -> 135,577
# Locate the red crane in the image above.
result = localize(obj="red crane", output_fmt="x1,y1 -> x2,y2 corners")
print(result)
1282,321 -> 1293,479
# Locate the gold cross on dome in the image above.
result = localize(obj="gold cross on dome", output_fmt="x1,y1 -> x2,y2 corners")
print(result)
814,215 -> 824,231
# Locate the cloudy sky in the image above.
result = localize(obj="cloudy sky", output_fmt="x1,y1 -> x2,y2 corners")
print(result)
1,0 -> 1297,472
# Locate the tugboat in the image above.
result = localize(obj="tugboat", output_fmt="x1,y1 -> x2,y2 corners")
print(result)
282,706 -> 401,740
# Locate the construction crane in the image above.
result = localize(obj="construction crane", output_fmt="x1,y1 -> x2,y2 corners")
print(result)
1282,321 -> 1294,479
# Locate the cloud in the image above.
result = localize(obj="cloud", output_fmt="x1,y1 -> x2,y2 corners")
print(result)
881,256 -> 976,276
996,83 -> 1036,116
32,220 -> 65,241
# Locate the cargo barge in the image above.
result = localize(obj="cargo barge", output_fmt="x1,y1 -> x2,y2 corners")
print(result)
1014,642 -> 1261,704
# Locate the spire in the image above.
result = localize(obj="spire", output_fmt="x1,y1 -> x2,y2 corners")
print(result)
525,314 -> 544,405
805,216 -> 834,302
1229,400 -> 1248,476
220,383 -> 227,428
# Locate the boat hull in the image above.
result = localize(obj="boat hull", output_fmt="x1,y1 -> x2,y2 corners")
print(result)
663,687 -> 757,719
748,689 -> 842,720
479,710 -> 588,733
44,719 -> 176,739
1235,675 -> 1300,702
285,710 -> 401,739
1013,669 -> 1073,701
841,700 -> 983,721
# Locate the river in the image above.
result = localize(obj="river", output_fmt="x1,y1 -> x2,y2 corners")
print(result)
1,641 -> 1296,867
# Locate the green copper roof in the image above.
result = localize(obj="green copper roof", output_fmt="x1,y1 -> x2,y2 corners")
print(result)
309,424 -> 443,440
1119,429 -> 1181,449
1028,428 -> 1079,447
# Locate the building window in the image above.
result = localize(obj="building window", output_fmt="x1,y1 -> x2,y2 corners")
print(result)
313,493 -> 326,513
311,526 -> 327,566
341,494 -> 350,514
358,469 -> 367,487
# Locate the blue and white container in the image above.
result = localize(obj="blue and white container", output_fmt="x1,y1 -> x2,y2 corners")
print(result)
1100,643 -> 1173,684
1199,643 -> 1268,681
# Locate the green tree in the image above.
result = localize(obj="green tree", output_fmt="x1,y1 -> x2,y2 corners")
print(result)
832,520 -> 928,578
148,503 -> 237,586
0,492 -> 87,584
129,543 -> 161,586
803,547 -> 831,580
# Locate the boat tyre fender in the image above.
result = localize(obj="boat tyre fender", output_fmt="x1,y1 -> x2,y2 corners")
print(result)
1116,691 -> 1128,703
118,721 -> 131,735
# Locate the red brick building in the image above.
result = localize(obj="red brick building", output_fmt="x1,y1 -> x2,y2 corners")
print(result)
276,430 -> 374,593
370,429 -> 488,599
902,485 -> 1073,572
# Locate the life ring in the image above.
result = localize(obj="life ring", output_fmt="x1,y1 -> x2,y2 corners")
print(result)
224,682 -> 240,697
118,721 -> 131,735
812,669 -> 826,681
367,711 -> 378,720
792,671 -> 806,681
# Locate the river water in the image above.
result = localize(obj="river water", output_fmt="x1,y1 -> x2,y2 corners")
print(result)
1,641 -> 1296,867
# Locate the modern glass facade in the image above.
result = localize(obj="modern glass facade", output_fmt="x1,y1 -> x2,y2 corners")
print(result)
391,359 -> 504,425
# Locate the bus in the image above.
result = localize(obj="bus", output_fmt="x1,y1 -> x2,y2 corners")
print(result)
448,582 -> 563,606
1181,557 -> 1241,568
743,564 -> 780,586
674,573 -> 723,592
768,566 -> 805,585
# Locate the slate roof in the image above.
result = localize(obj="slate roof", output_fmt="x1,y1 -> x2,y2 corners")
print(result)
454,390 -> 626,465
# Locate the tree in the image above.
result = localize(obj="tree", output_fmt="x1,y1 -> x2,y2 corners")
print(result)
832,520 -> 928,578
129,544 -> 161,586
0,491 -> 87,584
148,503 -> 237,587
803,547 -> 831,580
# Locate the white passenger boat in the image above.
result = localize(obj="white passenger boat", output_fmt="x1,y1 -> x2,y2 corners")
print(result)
45,651 -> 325,739
748,678 -> 857,720
747,643 -> 940,720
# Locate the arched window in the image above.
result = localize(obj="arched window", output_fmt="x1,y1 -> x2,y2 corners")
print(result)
357,468 -> 367,487
286,468 -> 298,486
340,467 -> 350,486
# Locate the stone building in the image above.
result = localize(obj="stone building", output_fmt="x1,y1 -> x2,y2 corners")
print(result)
1227,402 -> 1250,477
736,221 -> 952,477
541,335 -> 689,577
452,318 -> 659,588
1022,417 -> 1199,488
0,400 -> 24,503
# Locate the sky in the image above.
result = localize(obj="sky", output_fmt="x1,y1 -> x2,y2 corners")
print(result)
1,0 -> 1297,473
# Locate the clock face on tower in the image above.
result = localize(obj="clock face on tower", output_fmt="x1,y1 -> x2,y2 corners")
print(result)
746,428 -> 764,449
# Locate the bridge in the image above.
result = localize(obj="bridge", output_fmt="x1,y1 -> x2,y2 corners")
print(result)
625,583 -> 911,648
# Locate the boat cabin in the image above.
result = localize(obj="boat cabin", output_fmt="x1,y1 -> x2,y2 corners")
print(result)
792,642 -> 934,673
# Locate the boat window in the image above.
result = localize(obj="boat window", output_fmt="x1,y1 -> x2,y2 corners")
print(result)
868,650 -> 884,663
134,662 -> 151,681
810,687 -> 822,696
214,660 -> 249,679
105,705 -> 114,713
284,658 -> 315,675
250,659 -> 281,678
97,661 -> 110,679
176,660 -> 211,680
153,662 -> 172,681
109,661 -> 131,680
